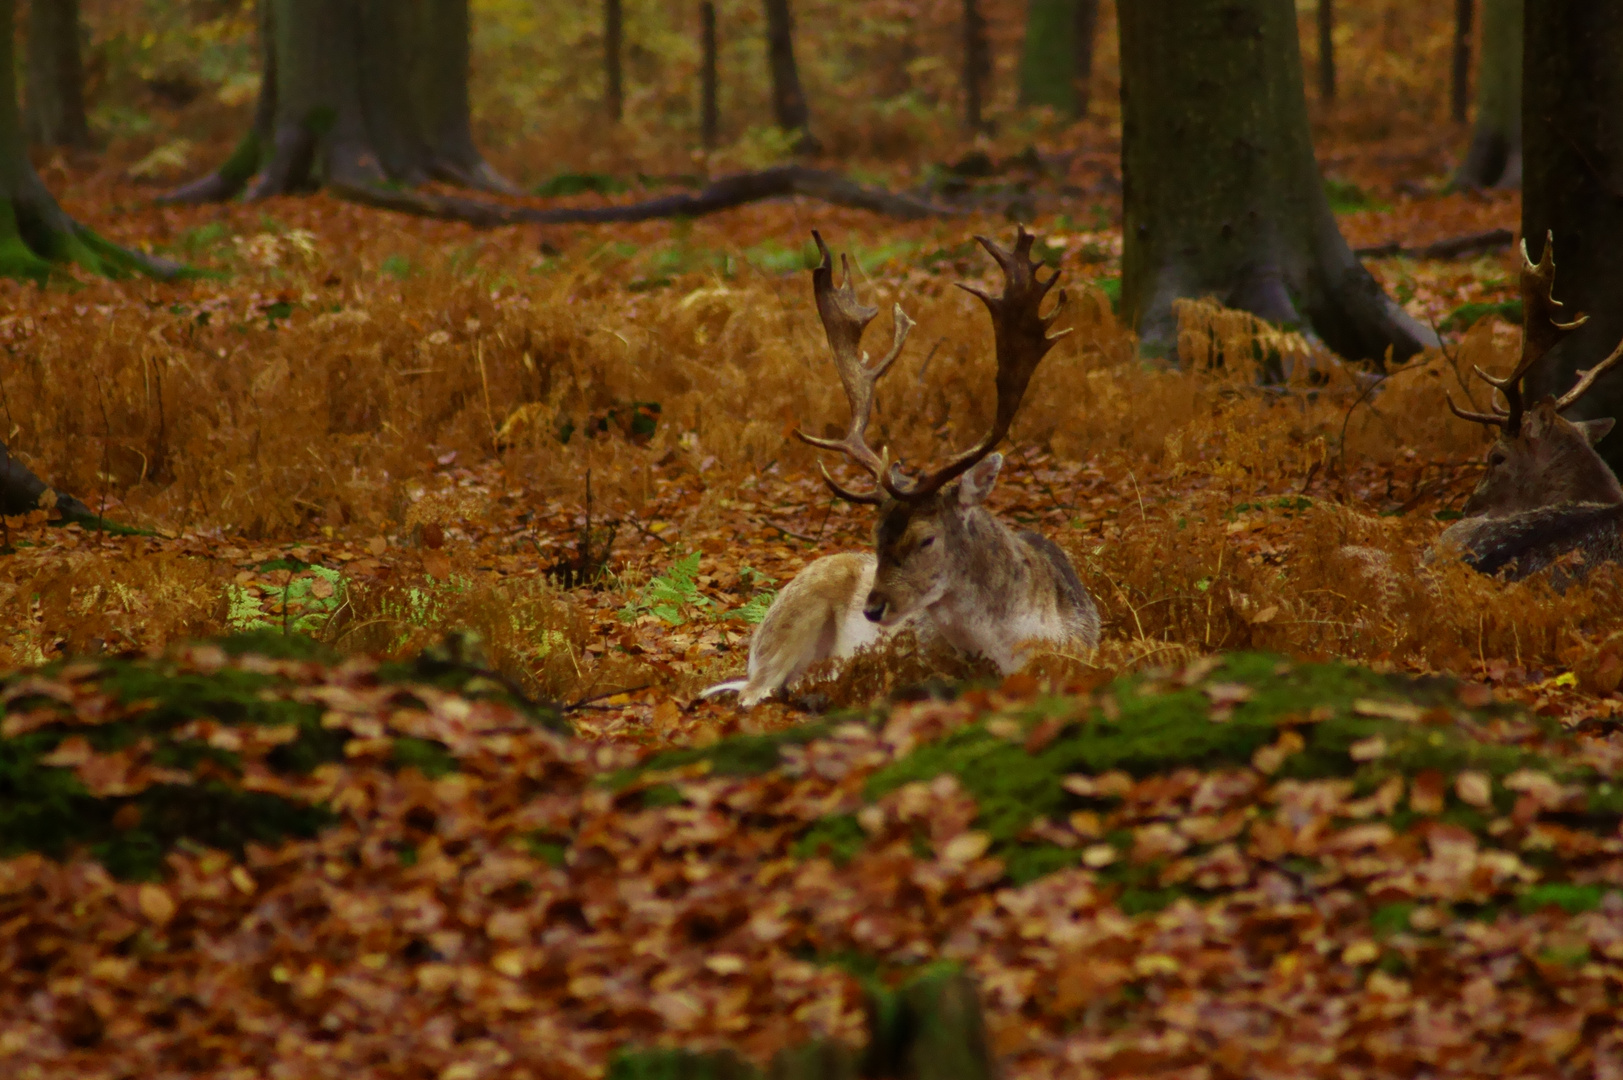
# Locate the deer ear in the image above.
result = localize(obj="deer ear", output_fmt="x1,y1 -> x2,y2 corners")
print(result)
1577,417 -> 1616,445
958,453 -> 1003,506
1525,401 -> 1558,438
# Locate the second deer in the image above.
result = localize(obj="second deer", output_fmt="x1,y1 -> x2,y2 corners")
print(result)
706,228 -> 1099,706
1435,235 -> 1623,581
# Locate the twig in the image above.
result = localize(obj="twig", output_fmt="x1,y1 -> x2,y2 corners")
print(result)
565,684 -> 651,712
813,495 -> 837,544
630,516 -> 675,546
756,517 -> 818,543
914,336 -> 946,384
1015,444 -> 1073,513
91,375 -> 113,535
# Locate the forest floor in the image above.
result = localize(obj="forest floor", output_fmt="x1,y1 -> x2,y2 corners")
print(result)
4,130 -> 1623,1078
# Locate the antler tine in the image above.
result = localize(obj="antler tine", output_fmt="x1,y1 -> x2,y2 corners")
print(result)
1446,392 -> 1510,429
1553,337 -> 1623,413
893,225 -> 1070,500
1462,235 -> 1590,435
794,231 -> 915,504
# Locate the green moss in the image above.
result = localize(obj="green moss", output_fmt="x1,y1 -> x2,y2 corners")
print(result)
1518,883 -> 1613,915
793,814 -> 866,865
605,1047 -> 759,1080
525,835 -> 568,867
376,632 -> 568,734
1443,298 -> 1523,332
390,737 -> 457,779
602,720 -> 839,790
1371,901 -> 1415,937
0,630 -> 555,879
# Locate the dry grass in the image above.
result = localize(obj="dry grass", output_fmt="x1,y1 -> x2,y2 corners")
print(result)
2,201 -> 1614,713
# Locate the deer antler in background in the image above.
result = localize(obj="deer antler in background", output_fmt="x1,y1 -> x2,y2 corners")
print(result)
1448,233 -> 1589,434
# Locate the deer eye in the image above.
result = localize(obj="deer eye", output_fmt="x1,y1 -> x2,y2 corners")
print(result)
917,536 -> 935,551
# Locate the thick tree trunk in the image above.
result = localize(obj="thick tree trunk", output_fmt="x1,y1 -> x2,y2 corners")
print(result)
23,0 -> 90,148
1452,0 -> 1474,124
762,0 -> 817,154
164,0 -> 512,204
0,0 -> 177,281
1118,0 -> 1435,366
1317,0 -> 1335,101
962,0 -> 990,132
1454,0 -> 1521,189
700,1 -> 718,149
1523,4 -> 1623,469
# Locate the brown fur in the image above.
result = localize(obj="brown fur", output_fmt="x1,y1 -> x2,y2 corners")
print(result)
864,455 -> 1100,672
1440,403 -> 1623,582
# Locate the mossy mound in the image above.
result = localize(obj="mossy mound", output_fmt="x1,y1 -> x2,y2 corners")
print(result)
0,632 -> 566,879
619,654 -> 1623,906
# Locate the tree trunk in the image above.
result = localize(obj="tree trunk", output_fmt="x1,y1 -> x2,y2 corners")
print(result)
700,1 -> 718,149
1074,0 -> 1098,117
23,0 -> 90,148
1523,3 -> 1623,469
1317,0 -> 1335,102
604,0 -> 623,122
0,0 -> 178,281
1019,0 -> 1079,116
1118,0 -> 1435,366
164,0 -> 512,205
1452,0 -> 1474,124
962,0 -> 990,132
1454,0 -> 1521,189
762,0 -> 817,153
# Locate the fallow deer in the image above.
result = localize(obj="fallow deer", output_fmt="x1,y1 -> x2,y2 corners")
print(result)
705,228 -> 1099,706
1434,236 -> 1623,581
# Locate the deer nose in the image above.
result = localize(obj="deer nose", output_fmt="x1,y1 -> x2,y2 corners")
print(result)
863,592 -> 887,623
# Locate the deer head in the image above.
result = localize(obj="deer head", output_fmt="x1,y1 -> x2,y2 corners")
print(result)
1449,235 -> 1623,517
796,228 -> 1068,626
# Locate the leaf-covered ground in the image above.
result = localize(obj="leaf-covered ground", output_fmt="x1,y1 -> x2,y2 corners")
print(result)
4,642 -> 1622,1078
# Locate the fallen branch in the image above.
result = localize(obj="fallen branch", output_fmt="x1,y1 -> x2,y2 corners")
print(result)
0,441 -> 95,521
332,165 -> 955,228
1355,228 -> 1515,261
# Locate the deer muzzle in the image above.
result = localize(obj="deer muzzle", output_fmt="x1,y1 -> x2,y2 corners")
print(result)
863,591 -> 888,624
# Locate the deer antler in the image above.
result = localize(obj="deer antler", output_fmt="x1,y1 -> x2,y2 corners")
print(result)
794,231 -> 915,505
888,226 -> 1070,501
1447,234 -> 1587,434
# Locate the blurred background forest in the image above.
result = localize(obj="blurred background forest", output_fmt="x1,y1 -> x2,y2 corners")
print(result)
50,0 -> 1463,191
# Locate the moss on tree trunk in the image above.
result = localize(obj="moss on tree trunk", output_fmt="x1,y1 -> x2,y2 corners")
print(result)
165,0 -> 513,205
1455,0 -> 1521,189
0,0 -> 178,282
1118,0 -> 1434,366
1523,3 -> 1623,471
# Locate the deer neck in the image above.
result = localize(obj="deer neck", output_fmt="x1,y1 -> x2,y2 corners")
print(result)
1552,450 -> 1623,507
928,507 -> 1035,666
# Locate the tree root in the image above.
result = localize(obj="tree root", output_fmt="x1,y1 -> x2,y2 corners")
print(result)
0,442 -> 94,521
1,189 -> 185,283
1354,228 -> 1516,261
331,165 -> 956,227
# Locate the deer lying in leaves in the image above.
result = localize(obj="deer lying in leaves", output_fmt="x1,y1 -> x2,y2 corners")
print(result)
705,229 -> 1099,706
1434,236 -> 1623,581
